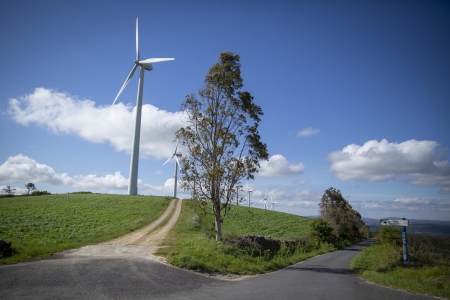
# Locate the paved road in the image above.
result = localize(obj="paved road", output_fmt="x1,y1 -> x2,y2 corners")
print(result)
1,239 -> 435,300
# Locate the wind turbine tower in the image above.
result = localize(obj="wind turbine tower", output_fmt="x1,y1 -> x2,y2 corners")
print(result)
236,185 -> 242,206
263,190 -> 268,210
111,18 -> 174,195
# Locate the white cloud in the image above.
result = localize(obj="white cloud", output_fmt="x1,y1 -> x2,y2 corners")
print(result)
328,139 -> 450,193
140,178 -> 177,195
0,154 -> 174,193
0,154 -> 74,186
258,154 -> 305,177
263,187 -> 322,208
292,179 -> 310,185
9,88 -> 185,159
297,127 -> 320,137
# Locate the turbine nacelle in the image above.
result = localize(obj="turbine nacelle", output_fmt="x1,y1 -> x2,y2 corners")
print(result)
134,60 -> 153,71
142,63 -> 153,71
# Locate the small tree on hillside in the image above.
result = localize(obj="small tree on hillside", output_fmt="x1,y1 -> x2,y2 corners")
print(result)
319,187 -> 368,239
176,52 -> 269,241
3,186 -> 16,195
25,182 -> 37,195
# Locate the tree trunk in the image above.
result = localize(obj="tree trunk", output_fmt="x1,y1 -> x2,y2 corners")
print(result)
213,202 -> 222,241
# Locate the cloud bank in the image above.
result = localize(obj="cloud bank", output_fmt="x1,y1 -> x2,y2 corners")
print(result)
0,154 -> 173,193
328,139 -> 450,193
9,88 -> 184,159
351,198 -> 450,214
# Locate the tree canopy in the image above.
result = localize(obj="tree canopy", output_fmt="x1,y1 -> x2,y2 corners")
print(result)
176,52 -> 269,240
25,182 -> 37,195
319,187 -> 369,239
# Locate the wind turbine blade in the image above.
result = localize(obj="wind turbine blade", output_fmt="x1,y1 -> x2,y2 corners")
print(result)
175,139 -> 178,153
162,156 -> 173,166
174,155 -> 180,166
136,18 -> 140,61
112,64 -> 138,106
139,58 -> 174,64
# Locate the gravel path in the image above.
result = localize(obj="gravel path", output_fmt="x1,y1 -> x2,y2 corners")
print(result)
55,198 -> 181,263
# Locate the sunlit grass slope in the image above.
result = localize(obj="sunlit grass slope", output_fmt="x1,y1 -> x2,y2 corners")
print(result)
157,200 -> 336,274
0,194 -> 171,264
351,238 -> 450,298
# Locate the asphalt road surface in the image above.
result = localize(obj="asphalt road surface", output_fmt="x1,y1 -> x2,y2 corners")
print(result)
1,239 -> 436,300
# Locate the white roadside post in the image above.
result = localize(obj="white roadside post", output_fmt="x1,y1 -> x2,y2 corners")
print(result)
380,218 -> 409,264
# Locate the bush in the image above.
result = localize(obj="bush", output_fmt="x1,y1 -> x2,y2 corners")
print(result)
0,194 -> 15,198
408,234 -> 450,267
31,191 -> 52,196
309,218 -> 335,242
378,226 -> 402,246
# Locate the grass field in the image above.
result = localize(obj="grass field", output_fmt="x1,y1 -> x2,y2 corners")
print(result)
157,200 -> 337,274
351,234 -> 450,298
0,194 -> 171,264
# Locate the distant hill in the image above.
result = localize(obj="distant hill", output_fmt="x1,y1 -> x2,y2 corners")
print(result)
362,218 -> 450,235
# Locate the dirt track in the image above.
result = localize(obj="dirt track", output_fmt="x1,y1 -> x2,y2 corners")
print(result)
58,199 -> 181,263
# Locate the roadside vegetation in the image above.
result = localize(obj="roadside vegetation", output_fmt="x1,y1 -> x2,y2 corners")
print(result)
0,194 -> 171,264
351,226 -> 450,298
157,199 -> 366,275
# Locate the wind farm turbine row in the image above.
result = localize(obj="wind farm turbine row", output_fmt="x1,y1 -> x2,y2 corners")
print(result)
236,185 -> 278,211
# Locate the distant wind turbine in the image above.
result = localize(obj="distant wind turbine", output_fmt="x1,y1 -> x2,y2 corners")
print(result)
236,185 -> 242,206
111,18 -> 174,195
163,140 -> 182,198
263,190 -> 268,210
246,182 -> 252,207
271,196 -> 278,211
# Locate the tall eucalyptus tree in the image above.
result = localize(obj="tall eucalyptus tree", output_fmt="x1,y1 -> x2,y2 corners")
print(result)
176,52 -> 268,240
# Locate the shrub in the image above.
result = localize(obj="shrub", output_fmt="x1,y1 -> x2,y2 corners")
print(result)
31,191 -> 52,196
309,218 -> 335,242
378,226 -> 402,246
408,234 -> 450,267
0,194 -> 15,198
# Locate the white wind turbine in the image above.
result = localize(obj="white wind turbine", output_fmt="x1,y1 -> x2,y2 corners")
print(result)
246,182 -> 252,207
112,18 -> 174,195
163,141 -> 182,198
262,190 -> 269,209
271,196 -> 278,211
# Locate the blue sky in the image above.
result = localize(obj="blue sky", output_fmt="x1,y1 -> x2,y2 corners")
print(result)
1,0 -> 449,220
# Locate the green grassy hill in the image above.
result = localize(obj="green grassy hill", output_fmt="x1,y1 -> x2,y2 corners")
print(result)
1,195 -> 339,275
0,194 -> 171,264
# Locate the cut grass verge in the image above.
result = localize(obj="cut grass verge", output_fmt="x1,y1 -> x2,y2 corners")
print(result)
0,194 -> 171,264
351,241 -> 450,298
157,200 -> 339,275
